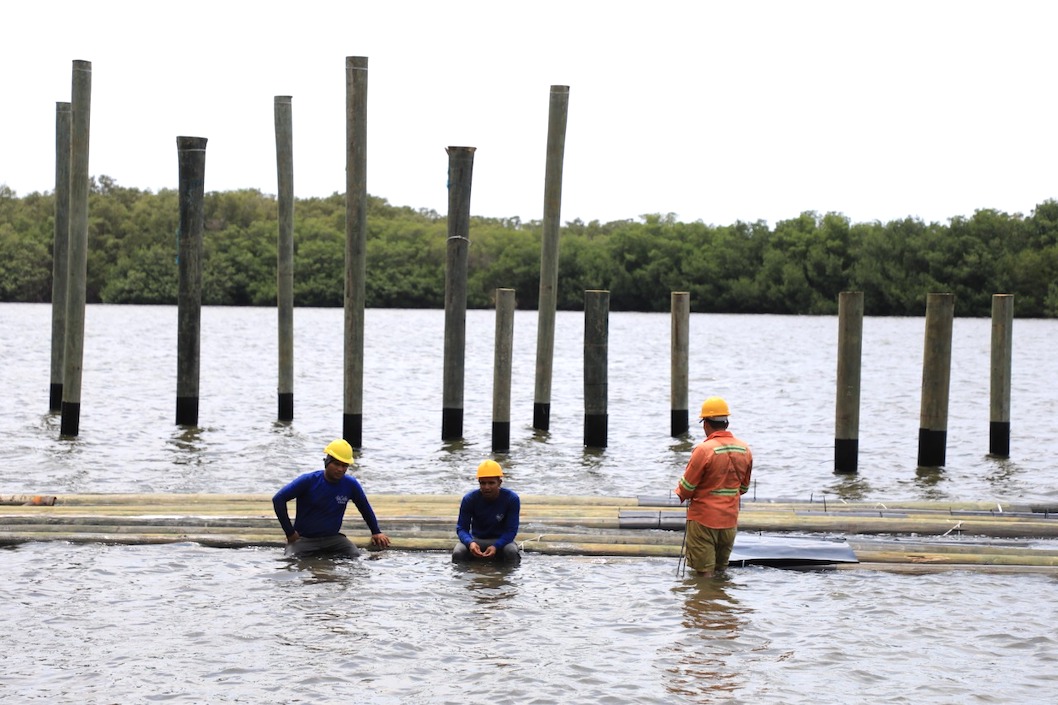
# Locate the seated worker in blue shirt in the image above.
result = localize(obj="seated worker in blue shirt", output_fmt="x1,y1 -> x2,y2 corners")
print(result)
453,460 -> 521,563
273,438 -> 391,558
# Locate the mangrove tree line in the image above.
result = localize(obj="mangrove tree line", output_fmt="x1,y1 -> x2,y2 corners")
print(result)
1,177 -> 1057,316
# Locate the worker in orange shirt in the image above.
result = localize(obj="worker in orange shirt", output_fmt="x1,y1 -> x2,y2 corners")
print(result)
675,396 -> 753,577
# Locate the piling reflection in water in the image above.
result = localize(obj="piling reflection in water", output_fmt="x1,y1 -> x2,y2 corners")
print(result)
666,576 -> 750,701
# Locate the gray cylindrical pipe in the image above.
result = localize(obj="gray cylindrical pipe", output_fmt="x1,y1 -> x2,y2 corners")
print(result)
344,57 -> 368,448
492,288 -> 516,453
989,293 -> 1014,457
442,146 -> 476,441
60,60 -> 91,437
670,292 -> 689,436
917,292 -> 954,467
49,101 -> 71,413
584,290 -> 609,448
175,136 -> 207,427
834,291 -> 864,473
275,96 -> 294,422
533,85 -> 570,432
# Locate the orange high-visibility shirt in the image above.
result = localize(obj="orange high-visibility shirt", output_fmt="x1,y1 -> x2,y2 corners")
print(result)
675,430 -> 753,529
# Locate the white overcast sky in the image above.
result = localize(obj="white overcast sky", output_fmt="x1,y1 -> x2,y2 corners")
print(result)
2,0 -> 1056,226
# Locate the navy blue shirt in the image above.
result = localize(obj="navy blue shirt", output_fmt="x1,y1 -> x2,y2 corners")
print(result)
273,470 -> 382,538
456,487 -> 520,549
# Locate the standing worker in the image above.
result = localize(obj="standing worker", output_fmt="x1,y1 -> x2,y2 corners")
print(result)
674,397 -> 753,577
453,460 -> 521,563
273,438 -> 391,558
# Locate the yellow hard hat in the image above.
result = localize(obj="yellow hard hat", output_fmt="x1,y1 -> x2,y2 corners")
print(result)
476,459 -> 504,479
698,396 -> 730,420
323,438 -> 354,465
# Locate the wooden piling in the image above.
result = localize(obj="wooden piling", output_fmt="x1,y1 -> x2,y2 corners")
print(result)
442,146 -> 476,441
835,291 -> 863,473
533,85 -> 570,432
584,290 -> 609,448
175,136 -> 207,427
49,101 -> 71,412
60,60 -> 91,437
492,288 -> 516,453
344,57 -> 368,447
670,292 -> 690,436
274,96 -> 294,422
990,294 -> 1014,457
917,293 -> 954,467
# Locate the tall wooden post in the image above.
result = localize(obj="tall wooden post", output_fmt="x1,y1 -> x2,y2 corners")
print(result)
533,85 -> 569,432
670,292 -> 690,436
492,288 -> 516,453
917,293 -> 954,467
60,60 -> 91,438
442,146 -> 476,441
344,56 -> 368,448
275,95 -> 294,421
584,290 -> 609,448
175,136 -> 207,427
49,101 -> 71,412
834,291 -> 864,473
990,294 -> 1014,457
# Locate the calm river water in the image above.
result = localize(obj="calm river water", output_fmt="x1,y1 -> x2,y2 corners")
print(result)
2,303 -> 1058,703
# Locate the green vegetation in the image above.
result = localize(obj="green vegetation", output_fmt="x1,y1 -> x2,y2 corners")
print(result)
2,177 -> 1057,316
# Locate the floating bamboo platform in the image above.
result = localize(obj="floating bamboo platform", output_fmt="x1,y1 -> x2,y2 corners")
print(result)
3,493 -> 1058,573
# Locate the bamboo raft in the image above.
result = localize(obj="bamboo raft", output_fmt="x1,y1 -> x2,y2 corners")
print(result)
3,493 -> 1058,573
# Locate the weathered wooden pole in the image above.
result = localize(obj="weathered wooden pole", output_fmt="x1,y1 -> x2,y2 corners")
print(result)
442,146 -> 476,441
49,101 -> 71,412
533,85 -> 570,432
989,293 -> 1014,457
492,288 -> 516,453
584,290 -> 609,448
670,292 -> 690,436
175,136 -> 207,427
274,95 -> 294,422
344,56 -> 368,448
60,60 -> 91,437
917,293 -> 954,467
834,291 -> 864,473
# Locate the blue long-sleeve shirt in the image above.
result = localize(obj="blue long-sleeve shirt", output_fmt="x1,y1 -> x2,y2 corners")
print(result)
272,470 -> 382,539
456,487 -> 520,549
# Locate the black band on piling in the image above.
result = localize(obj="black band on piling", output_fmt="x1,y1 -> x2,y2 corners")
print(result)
989,421 -> 1010,458
442,408 -> 463,441
584,413 -> 607,448
343,413 -> 362,450
278,393 -> 293,422
59,401 -> 80,436
176,397 -> 199,427
670,409 -> 688,437
533,403 -> 551,432
492,421 -> 510,453
49,383 -> 63,413
917,428 -> 947,467
834,438 -> 859,473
